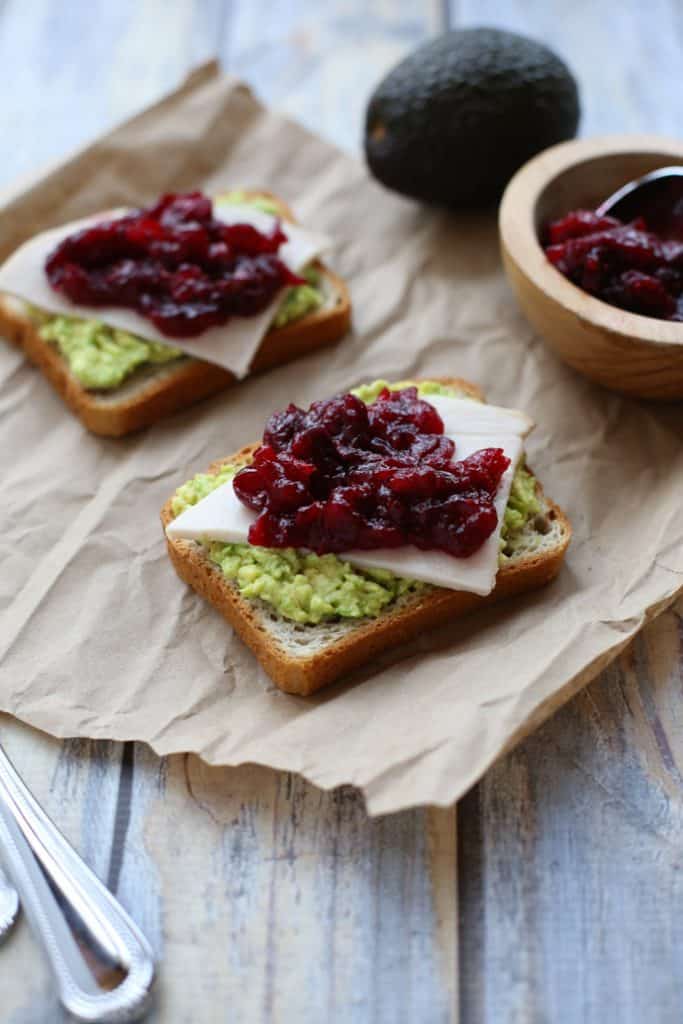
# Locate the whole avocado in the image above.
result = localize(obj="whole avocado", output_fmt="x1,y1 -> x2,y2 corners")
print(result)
365,27 -> 580,207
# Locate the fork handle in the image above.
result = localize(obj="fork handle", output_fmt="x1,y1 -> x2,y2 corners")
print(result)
0,744 -> 155,1023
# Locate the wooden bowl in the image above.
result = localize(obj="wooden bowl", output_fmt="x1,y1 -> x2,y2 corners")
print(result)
499,135 -> 683,400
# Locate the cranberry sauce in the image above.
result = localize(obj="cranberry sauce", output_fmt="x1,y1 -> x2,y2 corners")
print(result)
544,208 -> 683,321
233,387 -> 510,559
45,192 -> 303,338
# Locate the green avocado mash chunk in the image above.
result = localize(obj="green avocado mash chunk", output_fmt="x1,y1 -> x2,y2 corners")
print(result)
33,192 -> 325,391
38,317 -> 182,390
172,462 -> 246,517
209,538 -> 420,625
272,265 -> 323,328
171,380 -> 543,625
351,378 -> 456,403
214,191 -> 283,217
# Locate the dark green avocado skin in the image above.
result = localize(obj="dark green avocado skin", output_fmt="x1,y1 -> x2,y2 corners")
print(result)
365,27 -> 580,207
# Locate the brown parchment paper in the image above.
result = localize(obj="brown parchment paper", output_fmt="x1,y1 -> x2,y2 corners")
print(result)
2,62 -> 683,816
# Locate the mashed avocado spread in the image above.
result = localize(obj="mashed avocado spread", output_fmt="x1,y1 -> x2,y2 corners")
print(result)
170,380 -> 542,625
33,192 -> 325,391
37,317 -> 182,390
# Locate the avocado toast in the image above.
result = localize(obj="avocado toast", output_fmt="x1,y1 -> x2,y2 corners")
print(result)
162,377 -> 571,695
0,191 -> 351,437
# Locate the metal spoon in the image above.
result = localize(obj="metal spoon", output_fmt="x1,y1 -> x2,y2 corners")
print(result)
0,743 -> 156,1022
0,866 -> 19,942
596,164 -> 683,235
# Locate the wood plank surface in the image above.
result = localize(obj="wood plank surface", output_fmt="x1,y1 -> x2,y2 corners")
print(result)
459,604 -> 683,1023
451,0 -> 683,138
0,3 -> 458,1023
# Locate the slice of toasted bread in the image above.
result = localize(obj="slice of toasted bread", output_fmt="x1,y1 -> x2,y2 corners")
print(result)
0,192 -> 351,437
161,378 -> 571,696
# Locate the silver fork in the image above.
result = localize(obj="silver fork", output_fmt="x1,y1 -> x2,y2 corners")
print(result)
0,742 -> 156,1022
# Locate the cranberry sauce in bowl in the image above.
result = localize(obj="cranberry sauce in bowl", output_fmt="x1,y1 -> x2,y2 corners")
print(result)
233,387 -> 510,558
543,206 -> 683,322
45,192 -> 303,338
500,138 -> 683,399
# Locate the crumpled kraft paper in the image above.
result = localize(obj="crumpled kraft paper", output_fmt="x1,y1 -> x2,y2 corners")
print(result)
1,62 -> 683,816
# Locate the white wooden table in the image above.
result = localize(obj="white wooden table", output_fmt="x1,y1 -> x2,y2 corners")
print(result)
1,3 -> 683,1021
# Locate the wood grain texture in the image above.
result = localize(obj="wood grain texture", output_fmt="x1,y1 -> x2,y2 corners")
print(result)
226,0 -> 444,153
459,600 -> 683,1024
0,0 -> 223,191
0,3 -> 457,1023
450,0 -> 683,138
119,749 -> 457,1023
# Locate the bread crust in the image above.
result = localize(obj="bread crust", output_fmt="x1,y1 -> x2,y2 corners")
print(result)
161,378 -> 572,696
0,191 -> 351,437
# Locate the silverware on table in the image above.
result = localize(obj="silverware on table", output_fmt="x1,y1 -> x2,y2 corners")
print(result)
0,865 -> 19,941
0,743 -> 156,1022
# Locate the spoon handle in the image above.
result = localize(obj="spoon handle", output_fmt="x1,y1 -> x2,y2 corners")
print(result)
0,743 -> 155,1023
0,865 -> 19,941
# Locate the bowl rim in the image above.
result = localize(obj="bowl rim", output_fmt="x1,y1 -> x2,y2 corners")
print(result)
498,133 -> 683,349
